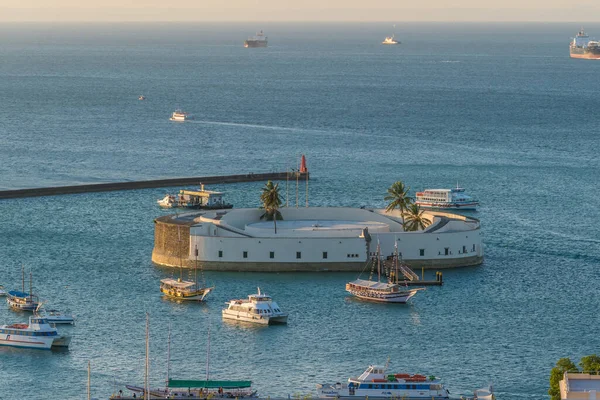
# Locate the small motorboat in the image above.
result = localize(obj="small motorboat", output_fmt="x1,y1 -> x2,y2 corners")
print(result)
169,110 -> 190,122
0,285 -> 6,297
38,307 -> 75,325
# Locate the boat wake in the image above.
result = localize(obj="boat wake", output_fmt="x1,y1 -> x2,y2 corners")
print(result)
187,119 -> 326,134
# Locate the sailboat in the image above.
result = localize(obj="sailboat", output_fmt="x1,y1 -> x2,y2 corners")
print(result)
6,266 -> 40,311
345,241 -> 424,303
115,319 -> 258,399
160,228 -> 213,301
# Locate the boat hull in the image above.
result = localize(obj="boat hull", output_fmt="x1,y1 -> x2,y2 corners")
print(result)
346,289 -> 419,303
414,201 -> 478,210
222,310 -> 288,325
317,387 -> 448,399
6,297 -> 39,311
161,288 -> 212,301
570,53 -> 600,59
244,41 -> 268,48
0,334 -> 57,350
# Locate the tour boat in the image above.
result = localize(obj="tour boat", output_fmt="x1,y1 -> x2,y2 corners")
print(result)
382,35 -> 400,45
222,288 -> 288,325
0,285 -> 6,297
0,315 -> 71,350
415,185 -> 479,210
346,243 -> 424,303
7,267 -> 40,311
169,110 -> 190,122
317,364 -> 450,399
157,184 -> 233,210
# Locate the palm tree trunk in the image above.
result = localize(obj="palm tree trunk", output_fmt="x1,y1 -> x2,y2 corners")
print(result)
273,211 -> 277,234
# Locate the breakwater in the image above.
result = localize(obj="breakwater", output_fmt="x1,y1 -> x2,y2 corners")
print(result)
0,171 -> 309,199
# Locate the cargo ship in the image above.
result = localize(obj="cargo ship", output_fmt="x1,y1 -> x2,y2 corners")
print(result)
244,31 -> 268,48
570,29 -> 600,59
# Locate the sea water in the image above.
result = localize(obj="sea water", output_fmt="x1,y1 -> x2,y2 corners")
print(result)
1,22 -> 599,399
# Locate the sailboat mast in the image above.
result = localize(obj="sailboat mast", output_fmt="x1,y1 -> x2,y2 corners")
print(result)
29,272 -> 32,300
195,245 -> 198,286
22,265 -> 24,293
377,242 -> 381,282
145,313 -> 150,399
178,226 -> 183,281
206,323 -> 211,382
166,324 -> 171,387
87,361 -> 91,400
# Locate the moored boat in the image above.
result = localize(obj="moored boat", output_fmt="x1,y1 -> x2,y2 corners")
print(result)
317,364 -> 450,399
7,268 -> 40,311
157,184 -> 233,210
222,288 -> 288,325
0,315 -> 71,350
38,308 -> 75,325
346,243 -> 424,303
415,185 -> 479,210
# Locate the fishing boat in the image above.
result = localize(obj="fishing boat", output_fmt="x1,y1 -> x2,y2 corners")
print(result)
6,268 -> 40,311
346,242 -> 424,303
0,315 -> 71,350
222,288 -> 288,325
415,185 -> 479,210
317,363 -> 450,399
160,232 -> 213,301
169,110 -> 190,122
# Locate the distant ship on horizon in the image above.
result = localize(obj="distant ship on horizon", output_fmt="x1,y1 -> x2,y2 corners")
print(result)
244,30 -> 268,48
570,29 -> 600,59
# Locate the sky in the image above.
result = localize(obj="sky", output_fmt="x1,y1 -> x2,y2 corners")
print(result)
0,0 -> 598,22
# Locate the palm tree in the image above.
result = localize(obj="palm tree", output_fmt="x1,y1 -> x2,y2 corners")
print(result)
260,180 -> 283,233
404,203 -> 431,232
384,181 -> 412,231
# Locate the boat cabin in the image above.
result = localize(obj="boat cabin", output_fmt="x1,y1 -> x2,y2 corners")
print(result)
179,185 -> 227,208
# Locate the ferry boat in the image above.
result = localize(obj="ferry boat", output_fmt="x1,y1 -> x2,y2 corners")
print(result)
157,184 -> 234,210
317,364 -> 450,399
570,29 -> 600,59
382,35 -> 400,45
244,31 -> 268,48
222,288 -> 288,325
415,186 -> 479,210
169,110 -> 190,122
346,243 -> 424,303
0,315 -> 71,350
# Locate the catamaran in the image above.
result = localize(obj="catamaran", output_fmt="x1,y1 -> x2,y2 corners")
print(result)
346,242 -> 424,303
0,315 -> 71,350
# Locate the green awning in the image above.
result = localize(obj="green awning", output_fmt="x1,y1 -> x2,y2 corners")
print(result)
168,379 -> 252,389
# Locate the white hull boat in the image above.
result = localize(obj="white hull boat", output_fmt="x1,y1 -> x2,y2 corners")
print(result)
0,286 -> 6,297
40,309 -> 75,325
222,288 -> 288,325
415,185 -> 479,210
0,316 -> 71,350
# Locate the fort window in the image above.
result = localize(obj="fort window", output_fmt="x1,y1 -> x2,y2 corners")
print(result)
472,244 -> 476,251
322,252 -> 328,259
296,251 -> 301,259
269,251 -> 275,259
243,251 -> 248,259
462,245 -> 467,253
218,250 -> 223,258
420,249 -> 425,256
444,248 -> 449,256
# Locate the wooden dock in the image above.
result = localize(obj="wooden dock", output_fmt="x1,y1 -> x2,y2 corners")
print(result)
0,171 -> 309,199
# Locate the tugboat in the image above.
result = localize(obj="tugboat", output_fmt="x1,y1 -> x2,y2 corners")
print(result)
415,185 -> 479,210
244,31 -> 268,48
222,288 -> 288,325
0,315 -> 71,350
317,363 -> 450,399
570,29 -> 600,59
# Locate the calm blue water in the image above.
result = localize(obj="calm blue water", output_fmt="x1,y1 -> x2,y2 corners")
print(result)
1,22 -> 600,399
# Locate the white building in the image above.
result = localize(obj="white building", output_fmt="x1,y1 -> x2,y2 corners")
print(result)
560,373 -> 600,399
152,207 -> 483,272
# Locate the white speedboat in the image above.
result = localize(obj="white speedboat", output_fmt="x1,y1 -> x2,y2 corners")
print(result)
382,35 -> 400,45
222,288 -> 288,325
169,110 -> 190,122
39,308 -> 75,325
415,185 -> 479,210
0,285 -> 6,297
0,315 -> 71,350
317,364 -> 449,399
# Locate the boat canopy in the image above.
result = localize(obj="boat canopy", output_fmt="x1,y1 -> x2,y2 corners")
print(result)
168,379 -> 252,389
7,290 -> 32,297
349,279 -> 396,290
160,279 -> 197,289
